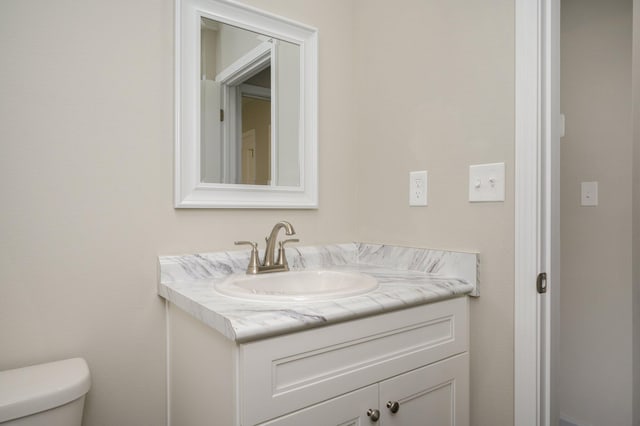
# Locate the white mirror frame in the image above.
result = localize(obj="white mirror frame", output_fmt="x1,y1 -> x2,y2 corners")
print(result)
175,0 -> 318,208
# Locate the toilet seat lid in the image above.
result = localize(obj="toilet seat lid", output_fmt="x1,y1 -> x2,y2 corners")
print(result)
0,358 -> 90,422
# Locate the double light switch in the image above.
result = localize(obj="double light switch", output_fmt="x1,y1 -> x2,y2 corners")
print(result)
468,162 -> 506,202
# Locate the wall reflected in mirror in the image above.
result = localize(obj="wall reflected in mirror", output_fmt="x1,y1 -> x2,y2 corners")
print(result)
200,17 -> 300,187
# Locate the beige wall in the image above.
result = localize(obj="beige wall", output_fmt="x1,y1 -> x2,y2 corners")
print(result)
201,25 -> 218,80
0,0 -> 358,424
0,0 -> 518,424
560,0 -> 634,424
352,0 -> 515,424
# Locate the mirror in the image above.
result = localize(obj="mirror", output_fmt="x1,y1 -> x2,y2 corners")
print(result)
200,18 -> 300,187
176,0 -> 318,208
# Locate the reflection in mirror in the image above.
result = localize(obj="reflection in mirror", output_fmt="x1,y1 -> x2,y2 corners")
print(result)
200,17 -> 300,187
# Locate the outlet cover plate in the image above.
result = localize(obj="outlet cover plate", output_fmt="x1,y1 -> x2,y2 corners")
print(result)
581,181 -> 598,206
409,170 -> 428,206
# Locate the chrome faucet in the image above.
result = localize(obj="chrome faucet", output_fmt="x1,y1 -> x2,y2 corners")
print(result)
235,221 -> 299,274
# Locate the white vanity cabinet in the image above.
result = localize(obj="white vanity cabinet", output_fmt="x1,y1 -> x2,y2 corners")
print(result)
261,354 -> 468,426
167,296 -> 469,426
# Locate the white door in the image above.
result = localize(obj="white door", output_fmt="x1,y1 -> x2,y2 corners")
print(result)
539,1 -> 561,422
515,0 -> 560,425
259,384 -> 378,426
200,80 -> 222,183
379,354 -> 469,426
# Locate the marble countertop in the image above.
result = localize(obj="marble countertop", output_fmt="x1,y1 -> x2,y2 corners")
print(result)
158,243 -> 478,343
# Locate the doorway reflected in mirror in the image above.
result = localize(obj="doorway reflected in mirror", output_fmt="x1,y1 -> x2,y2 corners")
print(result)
199,17 -> 299,186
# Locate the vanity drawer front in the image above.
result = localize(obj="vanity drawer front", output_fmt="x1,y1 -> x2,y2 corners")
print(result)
239,297 -> 468,426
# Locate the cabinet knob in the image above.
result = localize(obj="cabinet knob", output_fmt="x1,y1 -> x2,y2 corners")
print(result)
366,408 -> 380,422
386,400 -> 400,413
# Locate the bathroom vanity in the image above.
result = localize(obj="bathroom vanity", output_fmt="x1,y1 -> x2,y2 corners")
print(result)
159,243 -> 478,425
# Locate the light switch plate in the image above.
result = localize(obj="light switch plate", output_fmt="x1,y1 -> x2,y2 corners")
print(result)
409,170 -> 428,206
581,181 -> 598,206
469,162 -> 505,202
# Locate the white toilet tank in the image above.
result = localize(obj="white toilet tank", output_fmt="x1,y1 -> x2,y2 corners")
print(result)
0,358 -> 90,426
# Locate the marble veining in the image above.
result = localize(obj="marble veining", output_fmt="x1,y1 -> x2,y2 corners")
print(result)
158,243 -> 478,342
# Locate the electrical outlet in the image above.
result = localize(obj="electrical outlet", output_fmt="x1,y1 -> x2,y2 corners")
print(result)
409,171 -> 428,206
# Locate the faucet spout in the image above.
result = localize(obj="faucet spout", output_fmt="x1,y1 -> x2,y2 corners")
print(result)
263,221 -> 296,268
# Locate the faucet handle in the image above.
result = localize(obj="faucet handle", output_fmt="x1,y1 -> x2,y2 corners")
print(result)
276,239 -> 299,268
235,240 -> 257,249
234,241 -> 260,274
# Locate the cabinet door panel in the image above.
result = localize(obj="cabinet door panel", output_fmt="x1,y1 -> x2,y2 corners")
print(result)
259,384 -> 378,426
379,354 -> 469,426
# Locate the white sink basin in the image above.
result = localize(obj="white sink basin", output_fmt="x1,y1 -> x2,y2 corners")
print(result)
215,270 -> 378,301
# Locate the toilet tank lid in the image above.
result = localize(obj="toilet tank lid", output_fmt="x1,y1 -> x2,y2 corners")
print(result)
0,358 -> 90,422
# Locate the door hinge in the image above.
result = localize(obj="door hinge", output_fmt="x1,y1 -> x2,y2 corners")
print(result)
220,109 -> 224,122
536,272 -> 547,294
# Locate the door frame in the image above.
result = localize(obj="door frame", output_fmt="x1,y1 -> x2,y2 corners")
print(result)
514,0 -> 560,425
